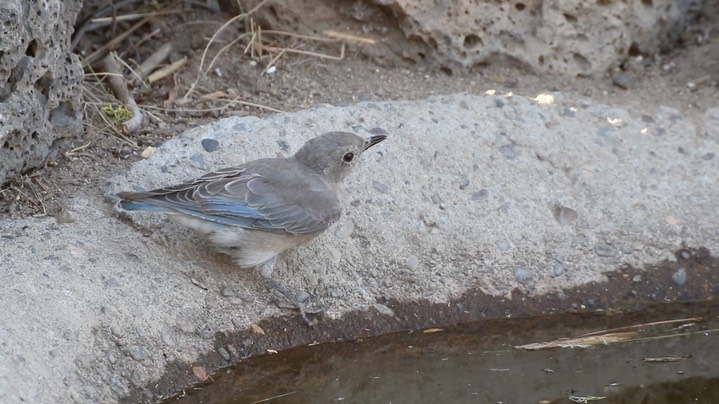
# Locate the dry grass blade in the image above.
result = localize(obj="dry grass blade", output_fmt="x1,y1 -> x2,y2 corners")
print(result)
147,57 -> 188,83
576,317 -> 701,338
81,16 -> 153,68
515,316 -> 708,351
515,331 -> 639,350
185,0 -> 271,98
642,355 -> 691,363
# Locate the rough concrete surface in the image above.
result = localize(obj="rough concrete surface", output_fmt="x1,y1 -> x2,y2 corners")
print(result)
0,0 -> 84,185
1,93 -> 718,402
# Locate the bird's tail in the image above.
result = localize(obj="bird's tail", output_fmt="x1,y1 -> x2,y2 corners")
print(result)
110,192 -> 165,212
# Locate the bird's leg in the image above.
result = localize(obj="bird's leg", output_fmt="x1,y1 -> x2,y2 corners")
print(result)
258,257 -> 321,326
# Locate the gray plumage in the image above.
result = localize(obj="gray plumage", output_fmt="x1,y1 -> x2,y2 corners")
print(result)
114,131 -> 386,324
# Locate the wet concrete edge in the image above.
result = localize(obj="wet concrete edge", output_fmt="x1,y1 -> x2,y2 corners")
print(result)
123,247 -> 718,403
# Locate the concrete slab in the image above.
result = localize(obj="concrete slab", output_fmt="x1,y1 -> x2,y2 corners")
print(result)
1,93 -> 717,402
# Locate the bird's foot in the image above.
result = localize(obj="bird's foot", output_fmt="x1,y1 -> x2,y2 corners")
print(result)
264,278 -> 324,326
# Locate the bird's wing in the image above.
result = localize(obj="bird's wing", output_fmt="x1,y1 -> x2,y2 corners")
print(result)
117,161 -> 341,234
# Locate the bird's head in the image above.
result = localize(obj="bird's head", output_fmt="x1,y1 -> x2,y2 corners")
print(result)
293,131 -> 386,183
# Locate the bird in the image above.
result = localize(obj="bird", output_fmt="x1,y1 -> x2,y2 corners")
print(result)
113,131 -> 386,325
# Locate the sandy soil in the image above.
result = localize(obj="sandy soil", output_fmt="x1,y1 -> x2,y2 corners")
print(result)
0,4 -> 717,219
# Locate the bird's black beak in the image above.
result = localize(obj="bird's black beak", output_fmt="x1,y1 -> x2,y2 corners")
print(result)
364,134 -> 387,151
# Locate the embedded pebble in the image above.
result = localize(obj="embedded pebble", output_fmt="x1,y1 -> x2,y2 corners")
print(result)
330,289 -> 343,299
220,286 -> 234,297
327,245 -> 342,264
160,326 -> 176,346
178,319 -> 196,334
334,220 -> 355,239
672,268 -> 687,286
495,239 -> 511,251
613,73 -> 635,90
126,345 -> 150,362
632,274 -> 642,283
373,303 -> 395,317
227,297 -> 246,305
553,263 -> 565,277
218,347 -> 231,361
372,180 -> 390,194
561,107 -> 576,117
620,244 -> 634,255
406,255 -> 419,271
556,290 -> 567,301
383,276 -> 393,288
225,344 -> 238,358
204,293 -> 220,309
594,243 -> 617,257
458,177 -> 470,190
513,267 -> 531,283
681,250 -> 691,260
702,152 -> 715,161
555,206 -> 578,226
471,189 -> 489,201
431,193 -> 443,204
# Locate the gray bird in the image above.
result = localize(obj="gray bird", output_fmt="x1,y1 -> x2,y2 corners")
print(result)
114,131 -> 386,325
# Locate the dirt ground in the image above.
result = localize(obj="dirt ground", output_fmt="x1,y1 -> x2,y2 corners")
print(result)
1,3 -> 717,219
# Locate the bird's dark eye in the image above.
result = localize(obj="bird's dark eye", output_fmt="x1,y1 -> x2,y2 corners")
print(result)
342,152 -> 355,163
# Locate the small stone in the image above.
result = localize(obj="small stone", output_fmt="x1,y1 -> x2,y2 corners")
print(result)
471,189 -> 489,201
372,180 -> 390,194
330,289 -> 343,299
406,255 -> 419,271
621,244 -> 634,255
201,138 -> 220,152
458,177 -> 470,190
227,297 -> 246,305
178,319 -> 196,334
192,366 -> 210,383
495,239 -> 511,251
553,263 -> 565,277
513,267 -> 531,284
327,245 -> 342,264
160,326 -> 176,346
218,347 -> 231,361
594,243 -> 617,257
431,193 -> 443,204
373,303 -> 395,317
556,290 -> 566,301
225,344 -> 238,358
681,251 -> 691,260
334,220 -> 355,239
220,286 -> 234,297
702,152 -> 715,161
205,293 -> 220,309
553,205 -> 578,226
126,345 -> 150,361
672,268 -> 687,286
613,73 -> 635,90
632,274 -> 642,283
561,107 -> 576,117
139,146 -> 155,159
495,98 -> 505,108
383,276 -> 393,288
369,127 -> 388,135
